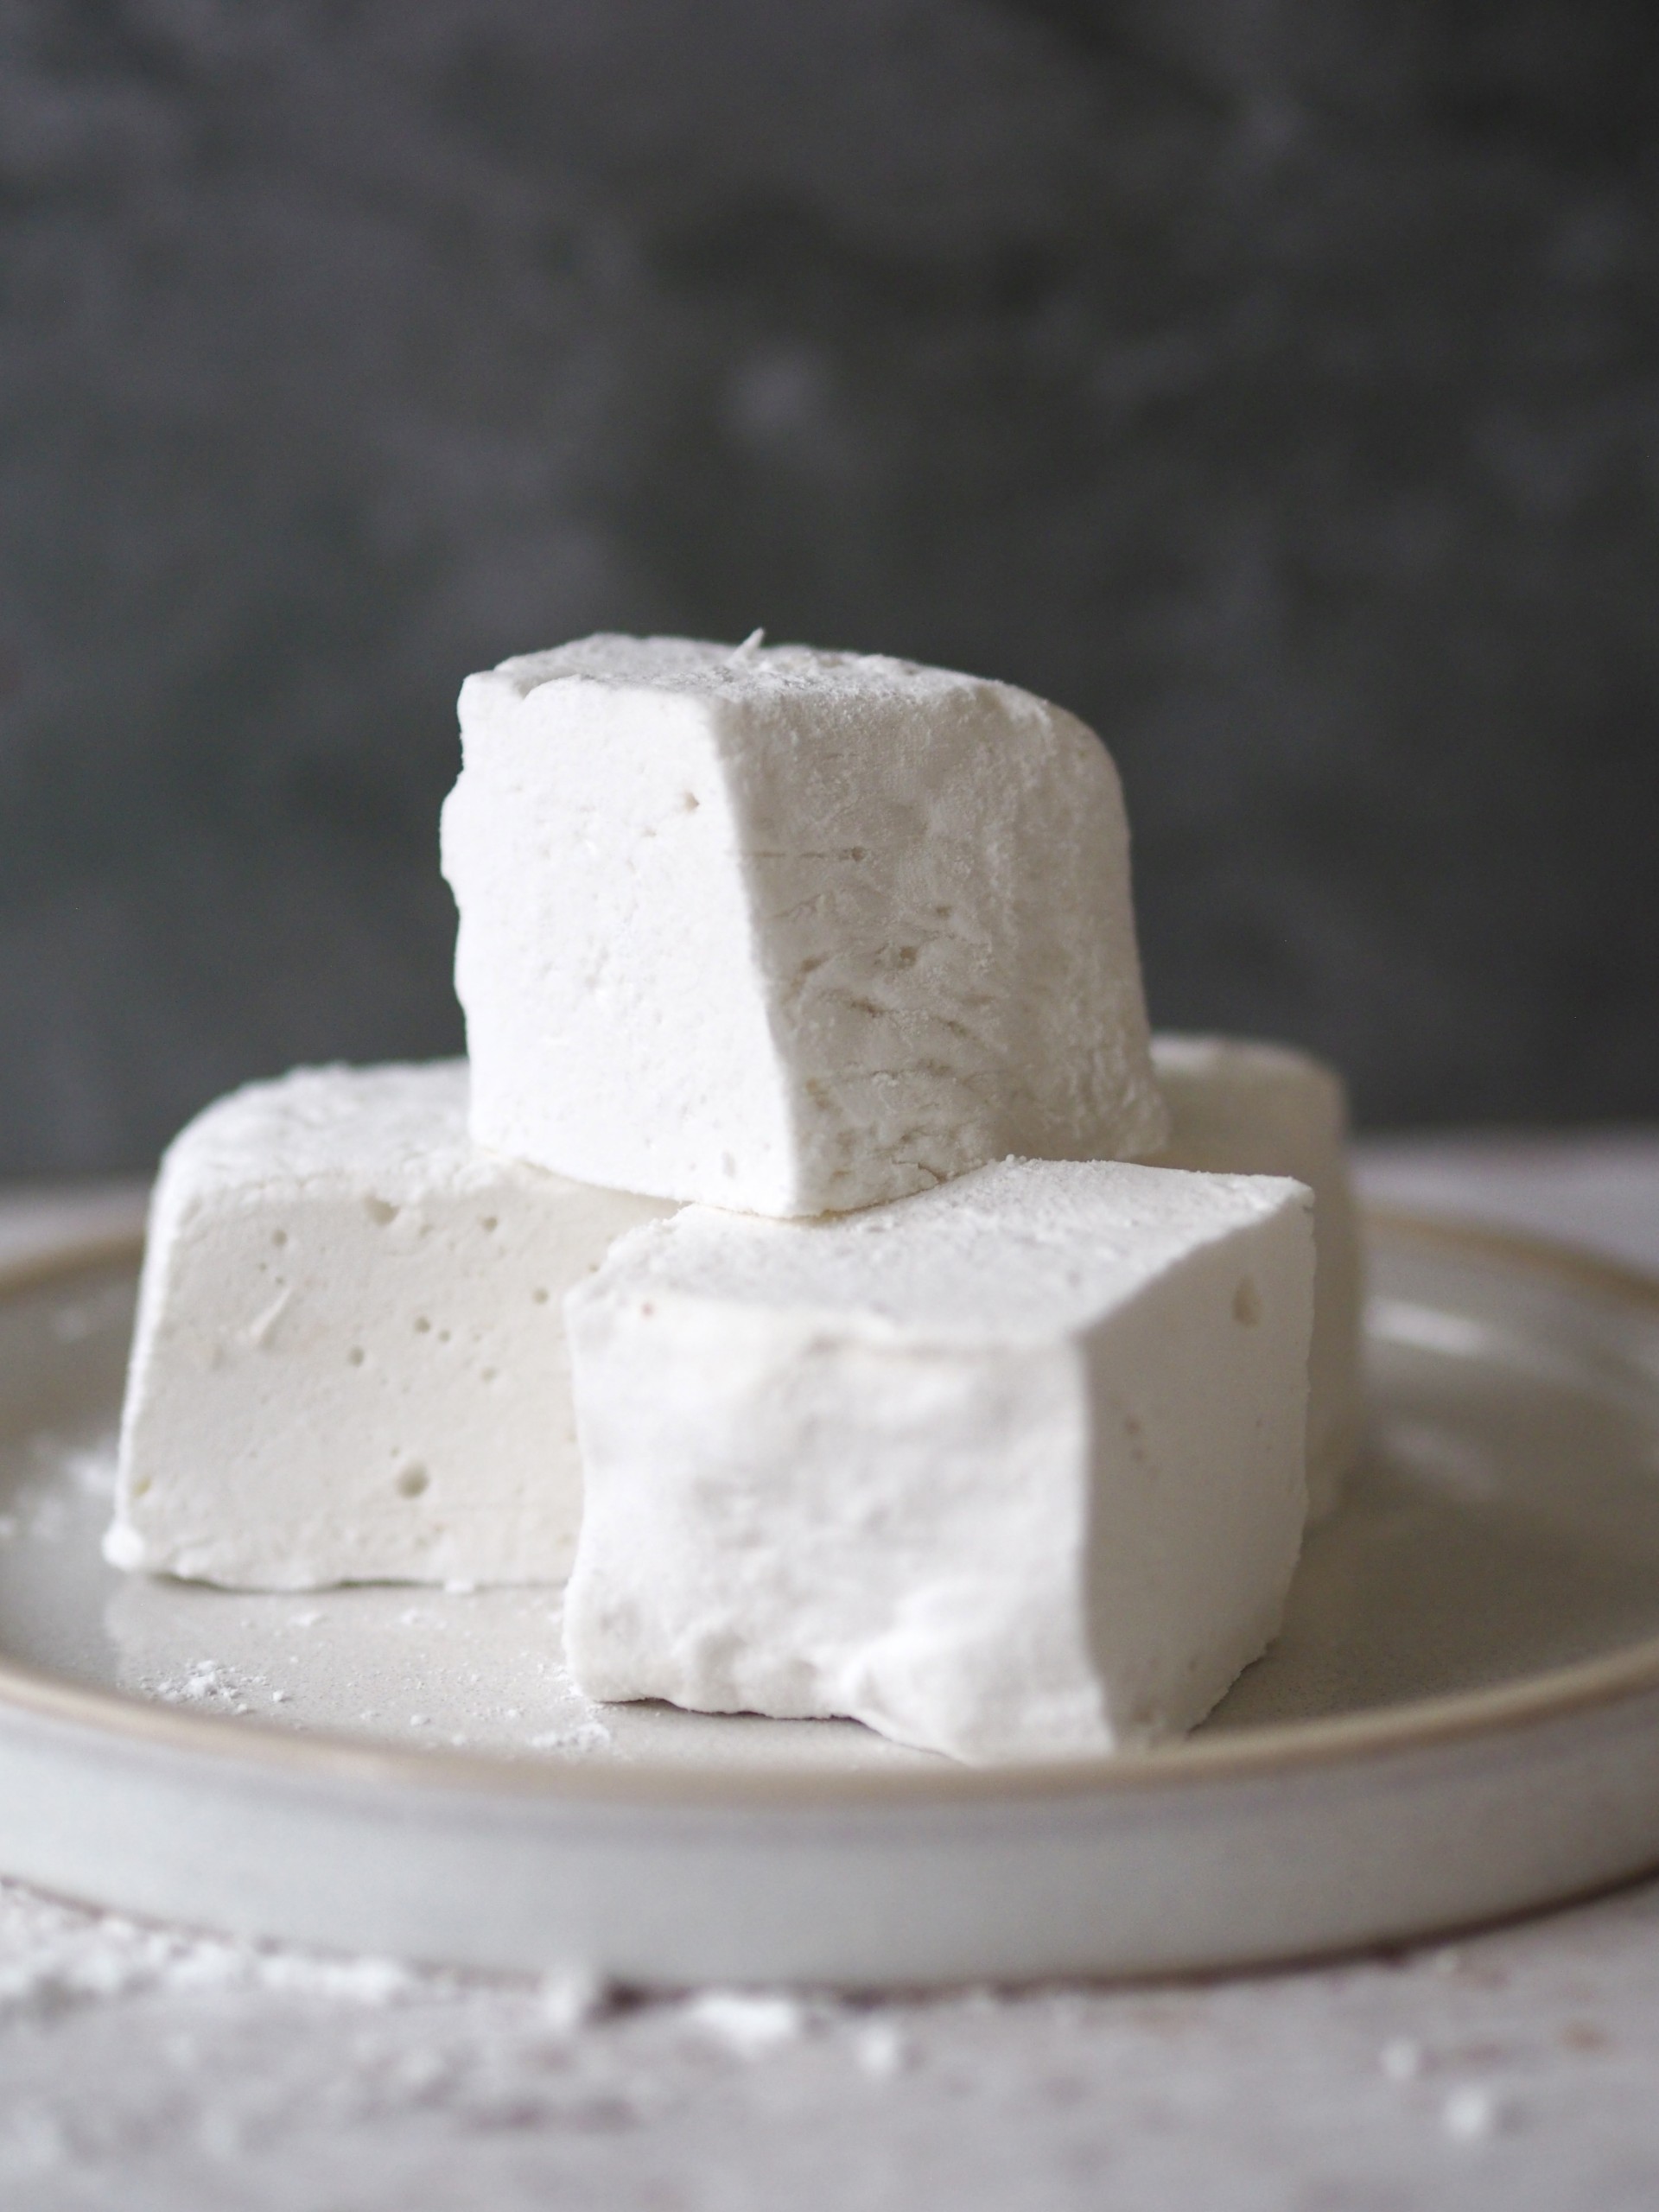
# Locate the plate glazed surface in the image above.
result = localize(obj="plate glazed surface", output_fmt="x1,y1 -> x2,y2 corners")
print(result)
1,1211 -> 1657,1985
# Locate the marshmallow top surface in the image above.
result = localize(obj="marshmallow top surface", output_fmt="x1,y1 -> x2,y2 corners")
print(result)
445,633 -> 1166,1217
471,632 -> 979,714
581,1156 -> 1306,1343
155,1060 -> 481,1198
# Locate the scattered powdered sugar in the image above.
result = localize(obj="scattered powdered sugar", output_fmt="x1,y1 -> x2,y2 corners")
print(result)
1440,2084 -> 1504,2143
0,1890 -> 421,2020
540,1968 -> 613,2032
527,1717 -> 613,1754
246,1954 -> 418,2006
137,1653 -> 317,1722
684,1990 -> 808,2057
854,2018 -> 911,2079
1381,2037 -> 1424,2082
149,1659 -> 266,1715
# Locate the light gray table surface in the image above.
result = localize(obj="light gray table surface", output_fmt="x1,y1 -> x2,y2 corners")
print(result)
2,1132 -> 1657,2212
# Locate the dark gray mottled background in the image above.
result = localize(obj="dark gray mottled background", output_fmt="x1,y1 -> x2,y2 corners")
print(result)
3,1 -> 1656,1171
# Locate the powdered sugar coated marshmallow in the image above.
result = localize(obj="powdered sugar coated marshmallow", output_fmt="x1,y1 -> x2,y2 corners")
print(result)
1145,1034 -> 1364,1520
563,1157 -> 1314,1763
106,1062 -> 671,1590
442,634 -> 1167,1217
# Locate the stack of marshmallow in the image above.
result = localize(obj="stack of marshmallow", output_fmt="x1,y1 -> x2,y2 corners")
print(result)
107,637 -> 1363,1764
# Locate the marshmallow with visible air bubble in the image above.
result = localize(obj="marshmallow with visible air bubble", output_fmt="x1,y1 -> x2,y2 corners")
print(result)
105,1062 -> 671,1591
441,633 -> 1167,1217
1144,1034 -> 1363,1520
563,1156 -> 1314,1764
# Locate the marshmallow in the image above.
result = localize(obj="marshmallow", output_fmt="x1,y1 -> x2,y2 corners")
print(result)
106,1062 -> 671,1591
563,1158 -> 1313,1763
1144,1034 -> 1364,1520
441,634 -> 1166,1217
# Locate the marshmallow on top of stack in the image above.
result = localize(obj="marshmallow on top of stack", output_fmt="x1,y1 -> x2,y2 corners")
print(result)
442,633 -> 1168,1213
106,635 -> 1363,1762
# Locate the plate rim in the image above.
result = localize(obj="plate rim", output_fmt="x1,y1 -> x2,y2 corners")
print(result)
3,1206 -> 1658,1811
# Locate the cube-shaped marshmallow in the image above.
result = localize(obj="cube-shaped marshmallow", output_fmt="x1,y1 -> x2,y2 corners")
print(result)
1144,1034 -> 1363,1520
563,1158 -> 1313,1763
441,635 -> 1167,1217
106,1062 -> 671,1590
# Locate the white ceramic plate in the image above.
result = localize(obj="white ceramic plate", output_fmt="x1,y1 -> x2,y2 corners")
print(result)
2,1210 -> 1657,1986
